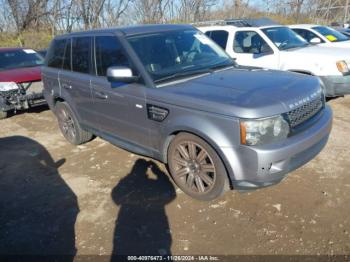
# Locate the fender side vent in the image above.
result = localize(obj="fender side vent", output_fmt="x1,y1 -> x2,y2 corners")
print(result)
147,104 -> 169,122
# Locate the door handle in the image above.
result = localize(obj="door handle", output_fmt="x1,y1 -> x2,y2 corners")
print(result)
62,83 -> 72,90
94,91 -> 108,100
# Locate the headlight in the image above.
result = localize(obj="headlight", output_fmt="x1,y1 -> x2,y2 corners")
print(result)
317,78 -> 325,93
336,60 -> 350,74
240,115 -> 290,146
0,82 -> 19,92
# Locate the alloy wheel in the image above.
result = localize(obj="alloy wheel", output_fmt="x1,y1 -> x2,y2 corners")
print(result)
171,141 -> 216,194
58,107 -> 76,142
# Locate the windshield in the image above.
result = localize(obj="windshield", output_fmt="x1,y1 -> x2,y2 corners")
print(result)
312,26 -> 349,42
262,26 -> 309,50
0,49 -> 44,71
340,29 -> 350,37
127,30 -> 235,83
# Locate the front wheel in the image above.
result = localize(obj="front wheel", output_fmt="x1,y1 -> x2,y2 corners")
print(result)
55,102 -> 93,145
0,110 -> 8,120
167,133 -> 229,201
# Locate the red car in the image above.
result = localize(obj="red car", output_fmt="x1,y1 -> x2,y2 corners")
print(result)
0,48 -> 46,119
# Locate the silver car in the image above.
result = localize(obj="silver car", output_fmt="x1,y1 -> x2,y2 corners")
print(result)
42,24 -> 333,200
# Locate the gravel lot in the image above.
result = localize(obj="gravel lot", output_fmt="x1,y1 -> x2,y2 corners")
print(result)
0,96 -> 350,258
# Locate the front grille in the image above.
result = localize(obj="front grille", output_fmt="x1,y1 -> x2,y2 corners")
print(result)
287,96 -> 324,128
0,89 -> 18,96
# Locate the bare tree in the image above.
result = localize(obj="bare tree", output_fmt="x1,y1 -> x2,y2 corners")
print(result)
131,0 -> 172,24
101,0 -> 131,26
288,0 -> 305,22
56,0 -> 78,33
76,0 -> 106,29
0,0 -> 15,32
311,0 -> 350,24
7,0 -> 49,33
2,0 -> 346,42
177,0 -> 216,22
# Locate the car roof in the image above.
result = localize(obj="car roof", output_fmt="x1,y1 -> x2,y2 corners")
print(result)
199,25 -> 238,31
259,25 -> 285,30
226,17 -> 280,27
199,24 -> 285,31
197,18 -> 281,29
289,24 -> 325,29
56,24 -> 195,39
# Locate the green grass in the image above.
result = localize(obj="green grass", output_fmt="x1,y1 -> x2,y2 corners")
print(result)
0,31 -> 53,50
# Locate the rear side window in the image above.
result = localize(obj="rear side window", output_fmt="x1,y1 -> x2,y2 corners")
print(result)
234,31 -> 272,54
208,30 -> 229,49
72,37 -> 91,74
95,36 -> 130,76
47,39 -> 66,68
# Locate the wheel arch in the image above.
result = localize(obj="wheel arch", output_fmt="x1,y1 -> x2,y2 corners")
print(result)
52,96 -> 83,124
53,96 -> 65,105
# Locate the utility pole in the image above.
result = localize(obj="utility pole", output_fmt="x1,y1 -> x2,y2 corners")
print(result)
345,0 -> 349,24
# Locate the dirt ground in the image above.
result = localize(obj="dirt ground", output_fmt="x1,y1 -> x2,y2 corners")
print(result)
0,96 -> 350,258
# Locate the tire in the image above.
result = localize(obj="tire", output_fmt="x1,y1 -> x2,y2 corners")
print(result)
55,102 -> 93,145
0,110 -> 7,119
167,132 -> 229,201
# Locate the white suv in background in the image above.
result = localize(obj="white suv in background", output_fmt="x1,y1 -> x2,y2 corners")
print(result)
289,24 -> 350,47
198,19 -> 350,97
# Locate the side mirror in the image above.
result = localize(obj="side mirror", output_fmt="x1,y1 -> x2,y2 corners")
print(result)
310,37 -> 321,44
107,66 -> 139,83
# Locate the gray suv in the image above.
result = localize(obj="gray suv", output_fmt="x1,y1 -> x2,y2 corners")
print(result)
42,25 -> 333,201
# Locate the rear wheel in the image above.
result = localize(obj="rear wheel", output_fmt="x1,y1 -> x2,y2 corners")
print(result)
168,133 -> 229,201
55,102 -> 93,145
0,110 -> 7,120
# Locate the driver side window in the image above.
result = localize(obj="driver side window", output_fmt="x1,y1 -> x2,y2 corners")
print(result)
234,31 -> 272,54
95,35 -> 130,77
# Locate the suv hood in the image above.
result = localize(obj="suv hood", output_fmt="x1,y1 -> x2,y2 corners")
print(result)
0,66 -> 42,83
282,44 -> 350,61
321,40 -> 350,48
148,68 -> 322,119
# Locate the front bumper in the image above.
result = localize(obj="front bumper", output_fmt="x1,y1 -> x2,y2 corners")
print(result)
319,75 -> 350,97
221,105 -> 333,190
0,81 -> 46,112
0,92 -> 46,112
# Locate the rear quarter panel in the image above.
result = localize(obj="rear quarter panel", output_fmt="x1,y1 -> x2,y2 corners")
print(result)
41,66 -> 60,109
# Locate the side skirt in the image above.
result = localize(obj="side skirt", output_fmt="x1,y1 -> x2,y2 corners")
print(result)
81,124 -> 163,162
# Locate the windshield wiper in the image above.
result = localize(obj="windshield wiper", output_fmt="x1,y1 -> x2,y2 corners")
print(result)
154,68 -> 212,83
210,63 -> 235,71
282,43 -> 309,50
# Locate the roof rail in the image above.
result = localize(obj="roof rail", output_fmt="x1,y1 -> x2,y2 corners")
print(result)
192,17 -> 280,28
191,20 -> 230,26
224,19 -> 252,27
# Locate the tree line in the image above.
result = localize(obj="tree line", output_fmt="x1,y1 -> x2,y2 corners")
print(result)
0,0 -> 348,35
